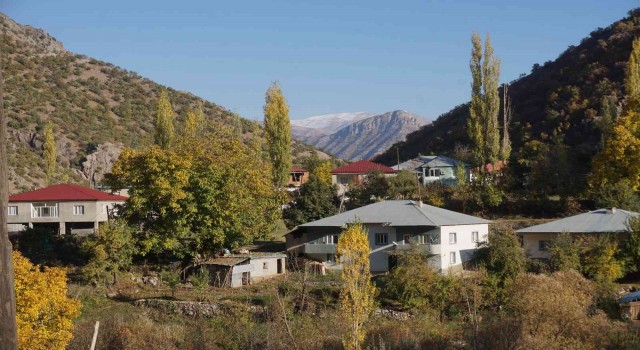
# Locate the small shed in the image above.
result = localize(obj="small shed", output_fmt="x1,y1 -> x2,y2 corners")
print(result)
201,253 -> 287,288
620,291 -> 640,320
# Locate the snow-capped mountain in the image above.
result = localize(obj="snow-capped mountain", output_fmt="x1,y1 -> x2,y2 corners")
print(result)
291,110 -> 429,161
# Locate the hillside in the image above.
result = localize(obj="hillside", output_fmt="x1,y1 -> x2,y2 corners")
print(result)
374,9 -> 640,195
0,13 -> 328,193
293,110 -> 427,161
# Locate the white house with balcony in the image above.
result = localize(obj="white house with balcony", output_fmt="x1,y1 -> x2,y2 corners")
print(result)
285,200 -> 490,273
7,183 -> 127,235
395,155 -> 469,186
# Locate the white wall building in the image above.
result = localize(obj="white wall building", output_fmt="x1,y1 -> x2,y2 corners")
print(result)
286,200 -> 490,273
7,183 -> 127,235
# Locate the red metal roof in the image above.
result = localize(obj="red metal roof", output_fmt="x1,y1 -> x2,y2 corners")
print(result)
9,184 -> 128,202
291,166 -> 308,173
331,160 -> 396,174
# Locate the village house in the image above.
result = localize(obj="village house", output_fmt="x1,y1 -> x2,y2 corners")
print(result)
395,155 -> 469,185
331,159 -> 396,195
516,207 -> 640,259
286,200 -> 490,273
287,166 -> 310,189
201,253 -> 287,288
7,183 -> 127,236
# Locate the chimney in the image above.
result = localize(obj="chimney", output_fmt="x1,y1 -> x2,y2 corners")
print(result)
607,207 -> 616,214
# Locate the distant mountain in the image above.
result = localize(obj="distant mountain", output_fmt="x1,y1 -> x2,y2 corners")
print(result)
0,12 -> 332,193
291,112 -> 375,134
293,110 -> 428,161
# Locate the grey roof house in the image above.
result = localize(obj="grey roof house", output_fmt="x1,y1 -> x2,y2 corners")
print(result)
395,155 -> 469,185
516,208 -> 640,258
286,200 -> 490,273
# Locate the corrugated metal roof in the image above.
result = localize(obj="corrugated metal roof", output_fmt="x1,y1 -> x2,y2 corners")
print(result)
9,184 -> 128,202
299,200 -> 490,227
517,208 -> 640,234
394,156 -> 466,171
620,291 -> 640,304
331,160 -> 396,174
203,257 -> 249,266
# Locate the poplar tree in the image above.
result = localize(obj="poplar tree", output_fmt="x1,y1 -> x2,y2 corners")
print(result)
263,82 -> 292,186
154,90 -> 175,149
626,37 -> 640,113
43,122 -> 57,185
184,102 -> 205,140
337,222 -> 376,350
468,33 -> 501,168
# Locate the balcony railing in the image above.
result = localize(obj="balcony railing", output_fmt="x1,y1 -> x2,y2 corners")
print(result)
302,243 -> 337,254
32,204 -> 58,218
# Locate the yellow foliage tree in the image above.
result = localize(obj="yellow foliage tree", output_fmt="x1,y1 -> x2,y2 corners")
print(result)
626,37 -> 640,113
589,111 -> 640,191
336,222 -> 376,350
154,90 -> 175,150
13,251 -> 81,350
313,160 -> 333,185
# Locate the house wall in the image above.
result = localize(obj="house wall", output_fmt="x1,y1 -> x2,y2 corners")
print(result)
7,200 -> 124,234
519,232 -> 557,259
438,224 -> 488,272
247,257 -> 286,282
288,171 -> 310,187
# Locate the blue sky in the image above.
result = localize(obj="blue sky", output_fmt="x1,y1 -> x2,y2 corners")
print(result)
1,1 -> 637,121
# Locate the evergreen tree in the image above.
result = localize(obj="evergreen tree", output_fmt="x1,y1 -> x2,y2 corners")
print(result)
43,122 -> 57,185
263,82 -> 292,186
468,33 -> 501,167
154,90 -> 175,149
337,222 -> 376,350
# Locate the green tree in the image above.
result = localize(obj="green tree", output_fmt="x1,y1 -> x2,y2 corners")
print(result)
190,266 -> 211,300
388,170 -> 418,199
283,175 -> 337,229
581,236 -> 623,286
154,90 -> 175,149
593,180 -> 640,212
625,37 -> 640,113
475,227 -> 525,302
468,33 -> 501,167
337,222 -> 376,350
108,127 -> 280,257
549,233 -> 581,272
348,170 -> 390,208
383,245 -> 436,309
621,217 -> 640,273
82,219 -> 138,285
161,268 -> 182,299
43,122 -> 57,185
263,82 -> 292,186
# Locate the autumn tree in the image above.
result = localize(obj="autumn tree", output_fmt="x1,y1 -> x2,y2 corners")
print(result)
500,83 -> 512,161
14,251 -> 81,350
337,222 -> 376,350
43,122 -> 57,185
590,38 -> 640,193
154,90 -> 175,149
314,160 -> 333,185
581,236 -> 623,286
263,82 -> 292,187
183,101 -> 205,140
388,170 -> 418,199
83,219 -> 138,285
625,37 -> 640,113
621,217 -> 640,273
108,126 -> 280,257
468,33 -> 501,168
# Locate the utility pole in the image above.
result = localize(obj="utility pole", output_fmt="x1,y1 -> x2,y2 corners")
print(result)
0,34 -> 18,349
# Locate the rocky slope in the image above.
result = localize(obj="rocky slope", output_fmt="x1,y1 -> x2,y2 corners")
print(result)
293,110 -> 428,160
0,12 -> 329,193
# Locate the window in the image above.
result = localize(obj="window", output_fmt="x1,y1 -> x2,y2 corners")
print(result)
7,206 -> 17,216
375,233 -> 388,245
449,232 -> 457,244
324,234 -> 339,244
472,231 -> 479,243
73,205 -> 85,215
450,252 -> 456,264
403,234 -> 411,244
263,262 -> 268,270
539,240 -> 551,252
31,202 -> 58,218
429,169 -> 444,177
